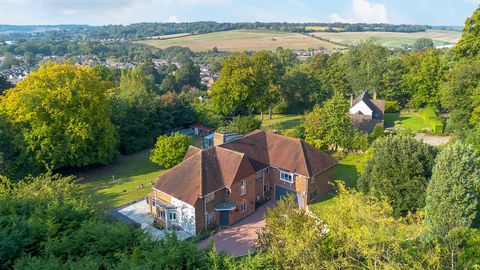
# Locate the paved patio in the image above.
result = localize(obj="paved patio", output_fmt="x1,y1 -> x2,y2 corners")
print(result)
117,200 -> 193,241
199,200 -> 276,257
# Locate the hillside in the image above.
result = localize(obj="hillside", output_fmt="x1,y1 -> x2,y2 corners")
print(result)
312,29 -> 460,48
137,29 -> 344,52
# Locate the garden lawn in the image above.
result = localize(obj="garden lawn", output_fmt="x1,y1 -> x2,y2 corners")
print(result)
76,149 -> 167,210
311,152 -> 366,210
384,112 -> 430,132
256,114 -> 303,131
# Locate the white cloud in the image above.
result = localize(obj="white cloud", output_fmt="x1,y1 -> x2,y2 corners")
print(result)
329,0 -> 389,23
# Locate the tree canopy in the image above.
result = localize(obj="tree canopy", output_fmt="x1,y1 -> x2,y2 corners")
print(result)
358,135 -> 437,216
0,63 -> 118,172
150,133 -> 191,169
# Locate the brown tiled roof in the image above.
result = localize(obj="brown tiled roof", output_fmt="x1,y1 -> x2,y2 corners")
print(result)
154,146 -> 255,206
220,130 -> 338,177
154,130 -> 337,205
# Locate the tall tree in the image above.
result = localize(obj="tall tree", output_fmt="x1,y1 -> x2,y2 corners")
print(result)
358,135 -> 437,216
402,49 -> 446,109
175,60 -> 200,89
0,75 -> 13,95
413,38 -> 435,52
344,38 -> 389,97
0,63 -> 118,171
455,6 -> 480,60
303,92 -> 353,151
424,142 -> 480,239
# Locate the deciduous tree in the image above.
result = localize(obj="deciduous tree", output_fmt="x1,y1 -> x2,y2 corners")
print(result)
150,133 -> 191,168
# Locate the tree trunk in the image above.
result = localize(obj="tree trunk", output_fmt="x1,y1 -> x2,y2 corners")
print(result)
261,111 -> 264,120
268,106 -> 272,120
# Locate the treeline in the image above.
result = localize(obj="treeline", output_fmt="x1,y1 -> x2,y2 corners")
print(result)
1,22 -> 428,41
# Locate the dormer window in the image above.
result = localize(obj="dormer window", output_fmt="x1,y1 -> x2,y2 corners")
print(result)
280,170 -> 294,184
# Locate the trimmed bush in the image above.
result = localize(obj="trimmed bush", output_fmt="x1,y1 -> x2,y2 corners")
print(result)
419,107 -> 443,134
385,101 -> 401,113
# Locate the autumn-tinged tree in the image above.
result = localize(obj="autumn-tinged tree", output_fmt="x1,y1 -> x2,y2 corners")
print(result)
0,63 -> 118,171
150,133 -> 191,168
424,142 -> 480,239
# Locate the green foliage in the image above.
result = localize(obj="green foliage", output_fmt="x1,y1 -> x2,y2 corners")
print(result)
150,133 -> 191,168
402,49 -> 446,109
0,75 -> 13,95
370,123 -> 384,140
384,100 -> 401,113
413,37 -> 435,52
441,58 -> 480,136
455,6 -> 480,59
253,195 -> 328,269
344,38 -> 389,96
0,63 -> 118,172
175,60 -> 201,89
358,135 -> 437,216
304,93 -> 354,151
226,115 -> 261,134
418,107 -> 444,134
424,142 -> 480,239
209,51 -> 282,115
315,182 -> 424,269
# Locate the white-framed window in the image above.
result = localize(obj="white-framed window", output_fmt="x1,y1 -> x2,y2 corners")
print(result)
156,208 -> 165,220
280,170 -> 294,183
205,192 -> 215,203
152,199 -> 156,207
169,212 -> 177,220
207,211 -> 215,224
240,179 -> 247,196
240,201 -> 247,212
265,167 -> 270,175
256,170 -> 263,180
263,184 -> 269,193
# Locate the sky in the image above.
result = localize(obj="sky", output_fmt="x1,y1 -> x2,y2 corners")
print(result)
0,0 -> 478,26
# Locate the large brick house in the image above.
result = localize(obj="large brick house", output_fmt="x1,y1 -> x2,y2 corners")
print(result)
146,130 -> 337,236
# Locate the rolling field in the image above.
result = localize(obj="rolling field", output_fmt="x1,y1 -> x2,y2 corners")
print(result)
138,29 -> 344,52
312,29 -> 461,48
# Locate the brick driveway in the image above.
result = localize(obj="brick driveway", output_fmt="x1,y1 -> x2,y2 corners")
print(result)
199,200 -> 276,257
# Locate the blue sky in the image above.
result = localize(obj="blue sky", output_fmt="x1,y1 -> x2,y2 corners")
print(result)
0,0 -> 478,26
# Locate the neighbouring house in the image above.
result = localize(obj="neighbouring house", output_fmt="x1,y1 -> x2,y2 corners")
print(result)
146,130 -> 337,236
349,91 -> 385,133
190,124 -> 215,137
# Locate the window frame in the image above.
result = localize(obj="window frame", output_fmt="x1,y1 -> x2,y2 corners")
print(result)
240,179 -> 247,196
279,170 -> 294,184
169,212 -> 177,221
240,201 -> 247,213
256,170 -> 263,180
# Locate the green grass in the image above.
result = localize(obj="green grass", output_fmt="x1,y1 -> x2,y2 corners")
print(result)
311,152 -> 366,209
384,112 -> 430,131
76,149 -> 166,210
312,29 -> 460,49
256,114 -> 303,131
138,29 -> 342,52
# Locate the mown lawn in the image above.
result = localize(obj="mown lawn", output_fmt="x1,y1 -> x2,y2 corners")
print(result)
311,152 -> 367,209
384,112 -> 430,132
256,114 -> 303,131
76,135 -> 204,210
76,149 -> 166,210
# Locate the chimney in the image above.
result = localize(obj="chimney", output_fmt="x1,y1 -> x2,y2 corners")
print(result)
213,132 -> 226,146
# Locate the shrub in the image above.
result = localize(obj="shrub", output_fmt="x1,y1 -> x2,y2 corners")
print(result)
358,135 -> 437,216
418,107 -> 443,134
385,101 -> 401,113
370,124 -> 384,140
226,116 -> 261,134
150,133 -> 191,168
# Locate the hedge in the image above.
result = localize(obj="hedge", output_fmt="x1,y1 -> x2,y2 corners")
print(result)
419,107 -> 443,135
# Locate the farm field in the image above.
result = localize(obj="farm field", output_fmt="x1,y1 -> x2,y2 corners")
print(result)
312,29 -> 461,48
138,29 -> 344,52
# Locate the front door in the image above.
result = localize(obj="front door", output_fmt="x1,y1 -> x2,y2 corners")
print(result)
219,211 -> 229,226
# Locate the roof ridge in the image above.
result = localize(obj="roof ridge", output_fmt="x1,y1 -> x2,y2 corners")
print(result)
216,145 -> 247,156
299,140 -> 312,177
